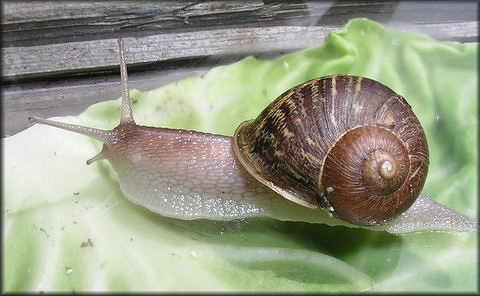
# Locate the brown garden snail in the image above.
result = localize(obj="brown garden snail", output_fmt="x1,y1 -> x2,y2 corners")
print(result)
233,74 -> 428,226
29,39 -> 476,233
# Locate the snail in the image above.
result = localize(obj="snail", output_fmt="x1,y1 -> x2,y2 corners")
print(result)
29,39 -> 476,233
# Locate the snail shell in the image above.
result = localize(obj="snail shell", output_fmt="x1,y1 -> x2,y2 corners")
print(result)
233,75 -> 429,226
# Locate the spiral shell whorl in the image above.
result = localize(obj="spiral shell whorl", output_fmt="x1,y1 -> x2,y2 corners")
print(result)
362,149 -> 403,195
233,75 -> 429,226
320,126 -> 412,225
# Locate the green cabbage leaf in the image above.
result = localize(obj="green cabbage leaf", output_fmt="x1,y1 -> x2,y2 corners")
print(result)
3,18 -> 477,292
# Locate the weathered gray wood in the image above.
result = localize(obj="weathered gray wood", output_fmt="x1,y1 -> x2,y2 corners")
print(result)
1,1 -> 308,46
2,21 -> 476,80
2,1 -> 253,23
1,26 -> 335,79
2,1 -> 477,47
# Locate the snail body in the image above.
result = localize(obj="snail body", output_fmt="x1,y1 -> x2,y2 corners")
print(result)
29,39 -> 476,233
99,123 -> 279,220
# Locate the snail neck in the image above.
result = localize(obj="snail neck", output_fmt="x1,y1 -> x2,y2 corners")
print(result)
103,125 -> 267,195
102,126 -> 278,219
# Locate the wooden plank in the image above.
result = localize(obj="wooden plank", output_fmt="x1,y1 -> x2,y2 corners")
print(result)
3,1 -> 476,47
2,1 -> 262,23
1,26 -> 335,79
2,21 -> 477,80
1,1 -> 306,46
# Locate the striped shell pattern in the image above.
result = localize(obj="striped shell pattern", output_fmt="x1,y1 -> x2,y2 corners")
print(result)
233,75 -> 429,226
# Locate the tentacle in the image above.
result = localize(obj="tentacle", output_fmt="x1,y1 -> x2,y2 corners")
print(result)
28,116 -> 112,144
118,39 -> 135,125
